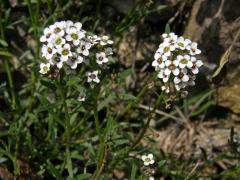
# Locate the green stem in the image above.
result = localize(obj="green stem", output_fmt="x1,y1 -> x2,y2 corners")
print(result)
57,74 -> 73,177
115,72 -> 158,121
126,92 -> 163,154
26,0 -> 40,57
92,89 -> 106,180
0,12 -> 16,109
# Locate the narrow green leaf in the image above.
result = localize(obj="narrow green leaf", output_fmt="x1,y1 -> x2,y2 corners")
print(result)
130,163 -> 137,180
47,161 -> 63,180
165,24 -> 171,33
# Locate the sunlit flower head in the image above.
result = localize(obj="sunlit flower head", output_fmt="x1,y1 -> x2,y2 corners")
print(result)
39,20 -> 114,83
152,32 -> 203,95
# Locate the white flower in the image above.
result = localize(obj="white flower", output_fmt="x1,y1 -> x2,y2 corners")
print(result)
163,32 -> 178,44
50,21 -> 65,36
152,55 -> 167,69
50,56 -> 63,69
141,153 -> 155,166
173,69 -> 189,84
176,36 -> 189,50
77,93 -> 86,102
87,71 -> 100,83
190,57 -> 203,74
149,177 -> 154,180
104,47 -> 113,56
41,44 -> 56,60
158,71 -> 169,83
77,41 -> 91,56
66,53 -> 83,69
161,85 -> 170,93
53,35 -> 66,48
74,22 -> 82,31
39,63 -> 50,74
157,42 -> 175,56
164,60 -> 180,76
176,55 -> 192,69
88,35 -> 100,45
96,52 -> 108,64
66,27 -> 85,45
57,43 -> 72,62
186,42 -> 201,55
40,27 -> 54,43
100,36 -> 113,46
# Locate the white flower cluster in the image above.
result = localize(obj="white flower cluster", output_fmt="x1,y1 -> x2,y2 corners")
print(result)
39,20 -> 113,84
152,32 -> 203,94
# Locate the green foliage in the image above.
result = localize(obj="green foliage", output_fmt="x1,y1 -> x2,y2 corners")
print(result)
0,0 -> 238,179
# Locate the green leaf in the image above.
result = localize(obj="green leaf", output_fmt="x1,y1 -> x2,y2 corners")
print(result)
76,173 -> 92,180
0,39 -> 8,47
47,161 -> 63,180
158,160 -> 166,169
130,163 -> 137,180
165,24 -> 171,33
0,50 -> 12,57
40,79 -> 56,90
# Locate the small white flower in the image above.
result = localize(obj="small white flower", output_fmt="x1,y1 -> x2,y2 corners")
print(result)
186,42 -> 201,55
49,55 -> 63,69
173,69 -> 190,84
161,85 -> 170,93
88,35 -> 100,45
66,53 -> 83,69
157,42 -> 175,56
77,41 -> 91,56
41,44 -> 56,60
141,153 -> 155,166
176,36 -> 189,50
57,43 -> 72,62
96,52 -> 108,64
152,55 -> 167,69
77,93 -> 86,102
40,27 -> 54,43
164,60 -> 180,76
87,71 -> 100,83
66,27 -> 85,45
53,35 -> 66,48
190,57 -> 203,74
100,36 -> 113,46
50,21 -> 65,36
39,63 -> 50,74
158,71 -> 169,83
149,177 -> 155,180
177,55 -> 192,69
74,22 -> 82,31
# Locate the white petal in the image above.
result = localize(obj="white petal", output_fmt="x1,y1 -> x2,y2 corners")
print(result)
147,154 -> 153,159
174,77 -> 181,84
196,60 -> 203,67
182,75 -> 189,82
173,68 -> 180,76
164,68 -> 171,76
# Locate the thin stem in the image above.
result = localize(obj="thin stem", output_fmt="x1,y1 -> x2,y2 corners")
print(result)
0,12 -> 16,109
26,0 -> 40,57
126,92 -> 163,154
115,72 -> 158,121
92,88 -> 106,180
57,74 -> 73,177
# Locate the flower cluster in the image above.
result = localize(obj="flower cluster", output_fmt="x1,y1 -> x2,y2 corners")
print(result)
152,32 -> 203,94
39,20 -> 113,84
